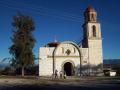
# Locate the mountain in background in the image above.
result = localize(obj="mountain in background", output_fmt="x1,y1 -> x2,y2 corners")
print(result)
104,59 -> 120,64
0,62 -> 10,69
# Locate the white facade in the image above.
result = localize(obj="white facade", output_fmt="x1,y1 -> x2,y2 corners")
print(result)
39,6 -> 103,76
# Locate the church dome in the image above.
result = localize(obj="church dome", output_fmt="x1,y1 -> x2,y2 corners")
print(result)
85,6 -> 95,12
46,41 -> 60,47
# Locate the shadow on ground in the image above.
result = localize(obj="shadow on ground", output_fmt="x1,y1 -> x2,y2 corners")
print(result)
1,84 -> 120,90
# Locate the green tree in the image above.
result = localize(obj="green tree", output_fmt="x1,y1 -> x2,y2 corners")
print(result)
9,13 -> 36,76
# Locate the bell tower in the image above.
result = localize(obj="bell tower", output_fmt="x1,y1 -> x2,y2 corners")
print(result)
82,6 -> 102,47
82,6 -> 103,74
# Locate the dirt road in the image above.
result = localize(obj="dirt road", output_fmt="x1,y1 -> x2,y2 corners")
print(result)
0,76 -> 120,90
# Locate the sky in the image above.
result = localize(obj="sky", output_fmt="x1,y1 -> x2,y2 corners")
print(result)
0,0 -> 120,63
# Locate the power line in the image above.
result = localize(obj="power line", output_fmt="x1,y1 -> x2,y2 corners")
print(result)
1,0 -> 82,19
0,0 -> 83,43
0,0 -> 82,22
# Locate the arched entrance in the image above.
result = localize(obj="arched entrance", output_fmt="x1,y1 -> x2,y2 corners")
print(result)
64,62 -> 73,76
53,41 -> 82,76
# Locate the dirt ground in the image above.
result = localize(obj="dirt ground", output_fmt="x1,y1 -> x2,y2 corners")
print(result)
0,76 -> 120,90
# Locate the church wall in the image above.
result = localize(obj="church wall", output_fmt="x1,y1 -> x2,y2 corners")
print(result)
39,47 -> 54,76
39,46 -> 90,76
80,48 -> 88,65
88,39 -> 103,74
39,42 -> 103,76
88,40 -> 103,65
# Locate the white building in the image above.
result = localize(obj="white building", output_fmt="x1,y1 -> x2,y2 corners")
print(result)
39,6 -> 103,76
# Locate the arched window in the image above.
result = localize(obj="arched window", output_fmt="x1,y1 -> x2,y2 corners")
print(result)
62,47 -> 64,54
91,14 -> 94,21
92,25 -> 96,37
74,48 -> 76,53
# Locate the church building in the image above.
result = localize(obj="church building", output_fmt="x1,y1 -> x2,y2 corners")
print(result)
39,6 -> 103,76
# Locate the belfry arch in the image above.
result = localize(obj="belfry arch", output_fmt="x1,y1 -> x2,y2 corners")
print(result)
52,41 -> 82,76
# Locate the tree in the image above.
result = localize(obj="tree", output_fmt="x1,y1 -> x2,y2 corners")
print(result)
9,13 -> 36,76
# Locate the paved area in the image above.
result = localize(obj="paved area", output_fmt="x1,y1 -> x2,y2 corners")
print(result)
0,76 -> 120,90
